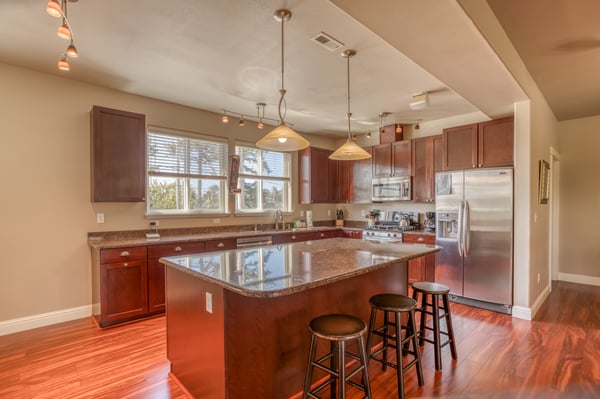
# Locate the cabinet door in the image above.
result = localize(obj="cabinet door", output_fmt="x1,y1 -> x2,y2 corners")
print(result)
298,147 -> 333,204
379,124 -> 403,144
342,229 -> 363,239
442,123 -> 478,171
147,242 -> 205,313
275,232 -> 314,244
392,140 -> 411,176
411,137 -> 433,203
352,147 -> 372,203
337,160 -> 352,203
327,157 -> 338,203
478,117 -> 514,168
91,106 -> 146,202
433,135 -> 443,173
101,260 -> 148,323
372,144 -> 392,177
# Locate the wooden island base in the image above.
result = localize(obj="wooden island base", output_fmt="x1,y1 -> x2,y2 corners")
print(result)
165,261 -> 408,398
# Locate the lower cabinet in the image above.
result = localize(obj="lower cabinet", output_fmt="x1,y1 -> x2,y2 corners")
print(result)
403,233 -> 435,285
274,231 -> 314,244
342,229 -> 363,239
147,242 -> 205,313
98,247 -> 148,326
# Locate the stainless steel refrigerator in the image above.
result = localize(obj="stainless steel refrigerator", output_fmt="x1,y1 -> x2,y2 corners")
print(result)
435,168 -> 513,314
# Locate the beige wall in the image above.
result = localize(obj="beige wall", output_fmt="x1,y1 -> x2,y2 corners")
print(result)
0,62 -> 342,322
558,115 -> 600,279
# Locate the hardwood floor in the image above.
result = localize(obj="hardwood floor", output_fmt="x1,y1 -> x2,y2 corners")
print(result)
0,281 -> 598,398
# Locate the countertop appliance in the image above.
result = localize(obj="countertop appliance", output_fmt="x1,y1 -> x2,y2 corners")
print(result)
435,168 -> 513,314
363,211 -> 419,242
372,176 -> 412,202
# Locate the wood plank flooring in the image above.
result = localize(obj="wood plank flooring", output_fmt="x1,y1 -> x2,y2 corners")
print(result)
0,281 -> 598,398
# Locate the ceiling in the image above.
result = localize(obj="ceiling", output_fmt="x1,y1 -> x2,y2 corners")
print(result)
0,1 -> 593,136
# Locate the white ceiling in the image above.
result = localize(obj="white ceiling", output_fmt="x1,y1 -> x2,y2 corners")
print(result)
3,0 -> 586,137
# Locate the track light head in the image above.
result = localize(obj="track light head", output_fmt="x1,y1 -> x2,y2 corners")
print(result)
46,0 -> 62,17
58,56 -> 70,71
66,43 -> 78,58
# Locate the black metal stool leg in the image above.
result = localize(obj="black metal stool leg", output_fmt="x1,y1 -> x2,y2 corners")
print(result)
303,335 -> 317,399
330,340 -> 337,398
442,294 -> 458,360
366,306 -> 377,359
394,311 -> 405,399
432,294 -> 442,371
337,341 -> 345,399
357,334 -> 372,399
382,310 -> 389,371
408,309 -> 424,386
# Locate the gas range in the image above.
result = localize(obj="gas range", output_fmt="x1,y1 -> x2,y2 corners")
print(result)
362,211 -> 420,242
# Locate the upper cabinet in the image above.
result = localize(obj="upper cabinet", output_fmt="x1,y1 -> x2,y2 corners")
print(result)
91,106 -> 146,202
411,134 -> 442,203
442,117 -> 514,171
372,141 -> 412,178
351,146 -> 373,203
298,147 -> 337,204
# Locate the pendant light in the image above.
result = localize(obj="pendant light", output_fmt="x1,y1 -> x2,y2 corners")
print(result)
256,9 -> 309,152
329,50 -> 371,161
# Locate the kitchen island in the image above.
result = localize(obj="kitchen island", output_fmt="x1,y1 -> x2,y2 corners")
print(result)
160,237 -> 439,398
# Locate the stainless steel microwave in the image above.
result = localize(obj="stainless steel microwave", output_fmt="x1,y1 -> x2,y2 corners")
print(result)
372,176 -> 412,201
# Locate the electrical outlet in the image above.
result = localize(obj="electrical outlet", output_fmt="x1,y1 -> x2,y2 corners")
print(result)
96,213 -> 104,223
205,292 -> 213,313
213,218 -> 221,224
537,273 -> 540,284
327,210 -> 331,217
300,210 -> 304,217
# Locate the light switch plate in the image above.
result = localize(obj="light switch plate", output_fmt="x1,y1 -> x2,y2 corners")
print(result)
206,292 -> 213,314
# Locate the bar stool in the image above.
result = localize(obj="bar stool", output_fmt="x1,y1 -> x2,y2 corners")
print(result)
365,294 -> 424,399
302,313 -> 372,399
411,281 -> 457,371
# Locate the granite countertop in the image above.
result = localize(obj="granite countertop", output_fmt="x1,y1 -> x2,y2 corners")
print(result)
88,226 -> 342,250
160,237 -> 440,298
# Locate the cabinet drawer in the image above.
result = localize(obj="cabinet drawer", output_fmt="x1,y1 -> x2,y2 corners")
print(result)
403,234 -> 435,245
147,242 -> 205,258
205,238 -> 236,252
100,246 -> 147,264
313,231 -> 336,239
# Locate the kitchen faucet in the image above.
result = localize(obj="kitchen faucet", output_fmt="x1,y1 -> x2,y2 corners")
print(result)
275,209 -> 283,230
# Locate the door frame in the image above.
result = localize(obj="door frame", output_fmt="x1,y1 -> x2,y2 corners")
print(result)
549,147 -> 560,289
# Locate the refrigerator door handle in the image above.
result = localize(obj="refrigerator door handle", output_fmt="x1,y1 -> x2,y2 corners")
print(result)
457,200 -> 464,257
463,201 -> 470,256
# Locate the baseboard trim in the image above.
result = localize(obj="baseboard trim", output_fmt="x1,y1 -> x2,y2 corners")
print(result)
559,272 -> 600,287
511,305 -> 532,320
0,305 -> 92,336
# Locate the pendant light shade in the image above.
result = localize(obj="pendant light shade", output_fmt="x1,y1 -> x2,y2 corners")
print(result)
46,0 -> 62,17
256,9 -> 309,152
57,21 -> 72,40
330,49 -> 371,161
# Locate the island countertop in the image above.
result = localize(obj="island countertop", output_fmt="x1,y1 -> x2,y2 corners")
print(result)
160,237 -> 440,298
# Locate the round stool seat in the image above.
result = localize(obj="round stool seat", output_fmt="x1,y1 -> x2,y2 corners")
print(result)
369,293 -> 417,312
412,281 -> 450,294
309,314 -> 367,341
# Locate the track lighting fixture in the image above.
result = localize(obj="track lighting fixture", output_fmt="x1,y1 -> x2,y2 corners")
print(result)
221,110 -> 229,123
46,0 -> 62,17
256,103 -> 265,129
58,55 -> 70,71
45,0 -> 79,71
329,50 -> 371,161
256,9 -> 309,152
220,106 -> 281,129
239,117 -> 245,127
366,131 -> 371,139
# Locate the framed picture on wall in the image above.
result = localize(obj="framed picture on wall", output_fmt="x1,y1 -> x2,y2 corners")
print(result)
538,160 -> 550,204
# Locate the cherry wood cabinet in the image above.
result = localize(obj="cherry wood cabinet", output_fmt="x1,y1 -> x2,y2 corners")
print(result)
337,160 -> 352,203
352,146 -> 373,203
442,117 -> 513,171
91,106 -> 146,202
206,238 -> 236,252
298,147 -> 337,204
274,231 -> 315,244
403,233 -> 435,285
313,230 -> 337,240
379,123 -> 404,144
341,229 -> 363,239
372,141 -> 411,177
147,242 -> 205,313
411,134 -> 442,203
98,247 -> 148,326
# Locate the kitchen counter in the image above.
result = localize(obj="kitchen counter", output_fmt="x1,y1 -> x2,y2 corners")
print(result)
160,238 -> 439,298
88,225 -> 341,249
162,238 -> 440,398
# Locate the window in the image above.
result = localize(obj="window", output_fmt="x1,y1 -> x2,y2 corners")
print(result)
147,129 -> 228,215
235,145 -> 291,213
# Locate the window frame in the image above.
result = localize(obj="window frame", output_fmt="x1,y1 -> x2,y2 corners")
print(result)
234,143 -> 292,214
146,126 -> 229,217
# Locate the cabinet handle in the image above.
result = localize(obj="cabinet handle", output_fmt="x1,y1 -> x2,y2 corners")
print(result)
472,164 -> 476,168
217,242 -> 225,248
292,235 -> 297,240
418,237 -> 424,242
120,251 -> 130,257
478,164 -> 482,167
320,233 -> 325,238
124,262 -> 128,267
174,246 -> 182,252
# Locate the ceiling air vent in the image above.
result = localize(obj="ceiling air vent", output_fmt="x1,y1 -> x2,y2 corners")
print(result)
310,32 -> 344,51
